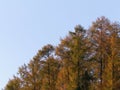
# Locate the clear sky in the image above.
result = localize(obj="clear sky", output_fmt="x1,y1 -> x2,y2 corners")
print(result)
0,0 -> 120,89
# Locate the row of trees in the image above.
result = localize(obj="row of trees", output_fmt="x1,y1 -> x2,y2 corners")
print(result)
4,17 -> 120,90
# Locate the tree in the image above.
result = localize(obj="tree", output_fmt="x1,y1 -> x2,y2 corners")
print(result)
89,16 -> 120,90
41,57 -> 60,90
56,25 -> 92,90
5,76 -> 21,90
4,16 -> 120,90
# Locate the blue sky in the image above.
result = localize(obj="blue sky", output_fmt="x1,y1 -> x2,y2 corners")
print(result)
0,0 -> 120,89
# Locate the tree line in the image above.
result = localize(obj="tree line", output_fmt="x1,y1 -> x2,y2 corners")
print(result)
4,17 -> 120,90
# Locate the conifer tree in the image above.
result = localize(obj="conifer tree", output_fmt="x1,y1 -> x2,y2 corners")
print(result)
4,16 -> 120,90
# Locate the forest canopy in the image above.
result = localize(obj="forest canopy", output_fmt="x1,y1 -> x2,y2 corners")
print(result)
4,17 -> 120,90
